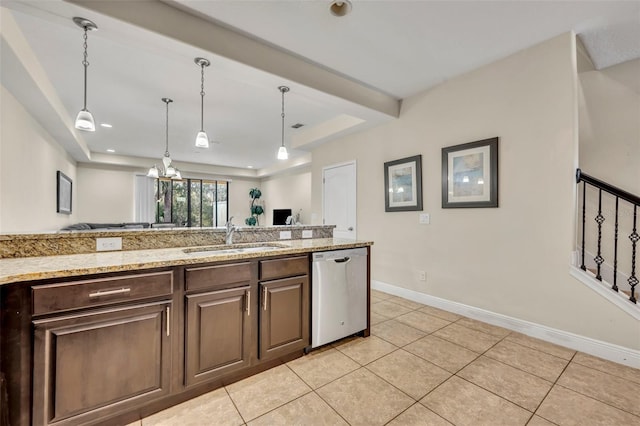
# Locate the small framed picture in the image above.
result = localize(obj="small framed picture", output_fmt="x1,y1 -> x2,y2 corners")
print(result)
57,171 -> 72,214
384,155 -> 423,212
442,137 -> 498,208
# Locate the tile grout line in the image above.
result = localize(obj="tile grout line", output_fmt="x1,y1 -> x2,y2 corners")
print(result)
502,335 -> 576,361
318,339 -> 430,421
495,337 -> 575,363
569,357 -> 640,386
569,358 -> 640,416
223,385 -> 248,425
529,351 -> 578,425
296,359 -> 361,426
446,331 -> 556,417
474,348 -> 563,386
381,401 -> 453,426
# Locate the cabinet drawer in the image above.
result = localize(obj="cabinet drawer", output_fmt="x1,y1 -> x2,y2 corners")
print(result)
185,262 -> 252,292
260,256 -> 309,281
32,271 -> 173,316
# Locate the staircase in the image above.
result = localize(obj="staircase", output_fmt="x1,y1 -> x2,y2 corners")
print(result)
575,169 -> 639,307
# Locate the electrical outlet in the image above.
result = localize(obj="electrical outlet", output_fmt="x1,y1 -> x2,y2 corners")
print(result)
418,271 -> 426,281
302,230 -> 313,238
279,231 -> 292,240
96,237 -> 122,252
419,213 -> 430,224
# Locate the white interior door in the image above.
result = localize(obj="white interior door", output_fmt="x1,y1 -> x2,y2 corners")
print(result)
323,161 -> 357,239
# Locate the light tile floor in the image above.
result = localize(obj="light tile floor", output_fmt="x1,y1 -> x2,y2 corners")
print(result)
129,290 -> 640,425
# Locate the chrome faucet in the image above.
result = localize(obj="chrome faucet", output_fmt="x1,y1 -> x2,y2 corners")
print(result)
225,217 -> 237,245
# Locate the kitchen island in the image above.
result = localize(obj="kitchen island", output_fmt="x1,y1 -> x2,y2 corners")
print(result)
0,236 -> 372,426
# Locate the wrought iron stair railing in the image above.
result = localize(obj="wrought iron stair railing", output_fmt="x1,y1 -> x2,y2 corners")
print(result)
576,169 -> 639,304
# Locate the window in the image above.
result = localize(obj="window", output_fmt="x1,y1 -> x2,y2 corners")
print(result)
155,178 -> 229,227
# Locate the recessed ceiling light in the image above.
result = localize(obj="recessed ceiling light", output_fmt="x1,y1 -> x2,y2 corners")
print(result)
247,166 -> 254,169
100,123 -> 112,128
106,149 -> 115,153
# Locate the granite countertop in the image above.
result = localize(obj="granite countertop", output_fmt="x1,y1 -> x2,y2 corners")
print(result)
0,238 -> 372,285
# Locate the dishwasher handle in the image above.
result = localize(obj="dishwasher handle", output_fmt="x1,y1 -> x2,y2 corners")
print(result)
333,257 -> 351,263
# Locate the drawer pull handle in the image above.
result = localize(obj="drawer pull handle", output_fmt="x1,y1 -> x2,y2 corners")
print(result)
246,290 -> 251,316
166,306 -> 171,337
262,286 -> 268,311
89,288 -> 131,298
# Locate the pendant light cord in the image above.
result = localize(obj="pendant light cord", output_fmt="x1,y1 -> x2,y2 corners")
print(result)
164,99 -> 170,156
200,64 -> 205,131
82,27 -> 89,110
281,89 -> 285,147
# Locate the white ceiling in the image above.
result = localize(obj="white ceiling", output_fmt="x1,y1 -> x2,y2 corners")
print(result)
2,0 -> 639,175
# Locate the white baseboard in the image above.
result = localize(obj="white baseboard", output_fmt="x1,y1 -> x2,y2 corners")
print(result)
372,280 -> 640,369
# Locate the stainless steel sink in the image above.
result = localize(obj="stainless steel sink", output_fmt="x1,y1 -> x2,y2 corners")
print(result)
183,243 -> 287,256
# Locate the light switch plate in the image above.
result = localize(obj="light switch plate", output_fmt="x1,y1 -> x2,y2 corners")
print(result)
302,230 -> 313,238
279,231 -> 292,240
96,237 -> 122,251
419,213 -> 430,224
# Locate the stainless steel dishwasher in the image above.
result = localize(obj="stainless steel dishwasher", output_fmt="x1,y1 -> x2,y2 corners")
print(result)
311,247 -> 368,348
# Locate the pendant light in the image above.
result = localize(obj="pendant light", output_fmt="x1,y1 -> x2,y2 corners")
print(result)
147,98 -> 178,178
277,86 -> 290,160
73,17 -> 98,132
194,57 -> 211,148
162,98 -> 176,177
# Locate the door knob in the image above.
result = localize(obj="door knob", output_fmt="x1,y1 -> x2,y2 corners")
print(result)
348,227 -> 354,231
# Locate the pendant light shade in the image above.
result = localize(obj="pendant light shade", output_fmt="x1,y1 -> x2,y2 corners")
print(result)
277,146 -> 289,160
147,164 -> 159,178
194,57 -> 211,148
73,17 -> 98,132
195,131 -> 209,148
277,86 -> 290,160
75,109 -> 95,131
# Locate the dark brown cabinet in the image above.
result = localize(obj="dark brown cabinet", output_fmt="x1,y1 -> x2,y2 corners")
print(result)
185,286 -> 251,386
258,255 -> 310,360
259,276 -> 309,360
0,250 -> 355,426
32,301 -> 172,426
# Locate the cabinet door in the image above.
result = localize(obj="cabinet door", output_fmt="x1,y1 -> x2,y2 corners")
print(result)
259,276 -> 309,360
32,301 -> 172,426
185,286 -> 251,387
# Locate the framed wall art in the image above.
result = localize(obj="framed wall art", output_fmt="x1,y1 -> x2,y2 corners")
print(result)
57,171 -> 72,214
442,137 -> 498,208
384,155 -> 423,212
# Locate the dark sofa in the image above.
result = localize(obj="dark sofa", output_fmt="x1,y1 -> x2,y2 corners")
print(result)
60,222 -> 151,231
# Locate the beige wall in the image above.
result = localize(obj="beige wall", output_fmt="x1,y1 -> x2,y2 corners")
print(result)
260,169 -> 311,226
0,86 -> 76,233
75,165 -> 137,223
312,33 -> 639,350
229,177 -> 260,226
579,59 -> 640,194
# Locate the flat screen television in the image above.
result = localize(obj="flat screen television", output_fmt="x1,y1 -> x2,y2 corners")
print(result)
273,209 -> 292,225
